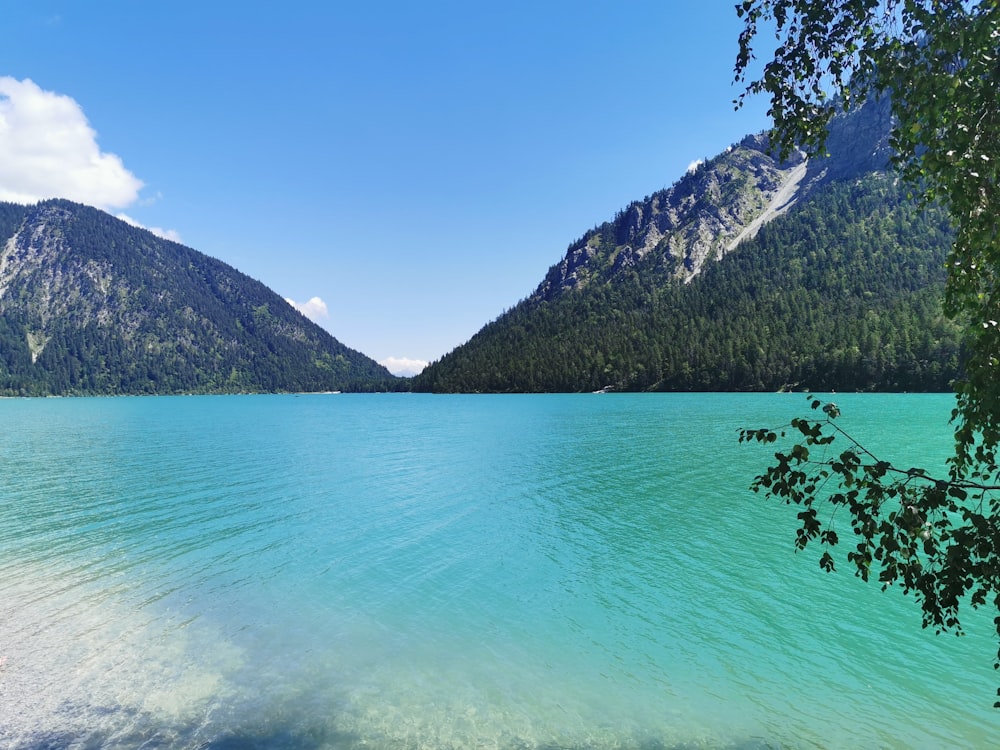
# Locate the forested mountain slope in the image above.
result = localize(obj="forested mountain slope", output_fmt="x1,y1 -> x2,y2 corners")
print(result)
0,200 -> 397,395
414,100 -> 961,394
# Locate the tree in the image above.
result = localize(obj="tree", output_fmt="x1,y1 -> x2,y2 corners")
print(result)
734,1 -> 1000,705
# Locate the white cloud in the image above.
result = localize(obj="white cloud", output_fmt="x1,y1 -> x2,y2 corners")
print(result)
0,76 -> 144,210
380,356 -> 428,377
148,226 -> 182,242
285,296 -> 330,323
686,159 -> 704,174
116,212 -> 182,243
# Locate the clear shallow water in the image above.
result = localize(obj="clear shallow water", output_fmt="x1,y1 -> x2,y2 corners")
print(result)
0,393 -> 997,749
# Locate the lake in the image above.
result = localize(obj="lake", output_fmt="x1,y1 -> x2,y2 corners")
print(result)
0,393 -> 997,749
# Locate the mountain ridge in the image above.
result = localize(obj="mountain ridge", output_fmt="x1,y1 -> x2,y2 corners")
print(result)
414,97 -> 959,394
0,199 -> 398,395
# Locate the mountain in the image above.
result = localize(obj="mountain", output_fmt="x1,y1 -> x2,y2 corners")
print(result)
413,99 -> 962,393
0,200 -> 398,395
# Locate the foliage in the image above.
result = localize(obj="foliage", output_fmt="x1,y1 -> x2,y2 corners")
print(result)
741,399 -> 1000,702
735,0 -> 1000,461
736,0 -> 1000,703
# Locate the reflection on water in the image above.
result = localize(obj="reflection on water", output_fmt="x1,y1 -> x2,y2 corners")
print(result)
0,394 -> 997,749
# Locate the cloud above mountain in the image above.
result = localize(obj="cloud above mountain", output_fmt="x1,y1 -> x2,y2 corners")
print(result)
116,212 -> 183,243
380,357 -> 428,377
0,77 -> 144,210
285,296 -> 330,322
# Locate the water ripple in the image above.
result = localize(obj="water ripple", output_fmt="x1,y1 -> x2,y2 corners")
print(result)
0,394 -> 996,749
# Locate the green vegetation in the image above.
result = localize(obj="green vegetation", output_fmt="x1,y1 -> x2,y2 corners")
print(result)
0,199 -> 399,395
414,174 -> 960,393
734,0 -> 1000,705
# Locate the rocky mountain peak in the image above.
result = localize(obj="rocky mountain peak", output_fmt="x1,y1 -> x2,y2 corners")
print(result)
533,96 -> 892,302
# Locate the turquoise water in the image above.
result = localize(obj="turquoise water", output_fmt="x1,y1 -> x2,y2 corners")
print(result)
0,393 -> 997,748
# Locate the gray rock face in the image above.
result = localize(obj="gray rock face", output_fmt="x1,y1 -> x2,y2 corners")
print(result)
804,96 -> 893,188
534,97 -> 892,301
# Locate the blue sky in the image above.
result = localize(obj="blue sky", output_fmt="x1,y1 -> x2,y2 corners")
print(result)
0,2 -> 771,375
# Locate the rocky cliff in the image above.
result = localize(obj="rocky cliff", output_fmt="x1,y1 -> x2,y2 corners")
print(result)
534,96 -> 893,299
